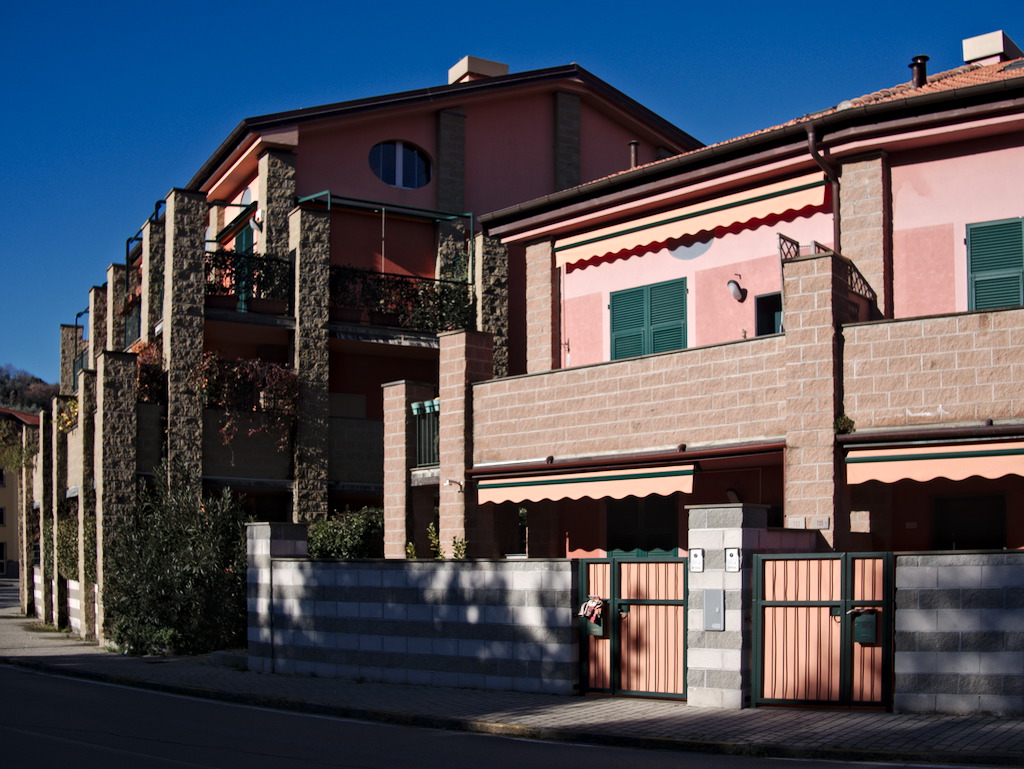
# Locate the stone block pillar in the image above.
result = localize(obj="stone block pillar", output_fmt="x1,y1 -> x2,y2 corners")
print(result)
105,263 -> 126,354
839,154 -> 892,317
18,423 -> 39,614
438,330 -> 493,557
524,240 -> 559,374
59,324 -> 84,396
76,369 -> 98,639
163,188 -> 207,481
140,214 -> 166,342
476,233 -> 509,378
94,352 -> 138,643
88,285 -> 108,366
289,206 -> 330,521
257,151 -> 296,256
781,251 -> 844,545
49,396 -> 69,626
382,380 -> 436,558
553,91 -> 581,191
686,504 -> 769,709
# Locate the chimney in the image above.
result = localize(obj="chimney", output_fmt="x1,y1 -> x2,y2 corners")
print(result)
448,56 -> 509,85
962,30 -> 1024,66
909,55 -> 929,87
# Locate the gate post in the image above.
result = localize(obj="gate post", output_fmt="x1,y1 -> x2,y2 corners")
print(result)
686,503 -> 768,709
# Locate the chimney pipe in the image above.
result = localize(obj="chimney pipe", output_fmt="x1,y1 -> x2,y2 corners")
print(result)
629,140 -> 639,169
909,55 -> 929,88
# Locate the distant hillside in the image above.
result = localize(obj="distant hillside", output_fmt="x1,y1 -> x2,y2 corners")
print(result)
0,365 -> 58,413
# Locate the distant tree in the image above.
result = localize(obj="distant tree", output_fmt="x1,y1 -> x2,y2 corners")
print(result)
0,365 -> 58,412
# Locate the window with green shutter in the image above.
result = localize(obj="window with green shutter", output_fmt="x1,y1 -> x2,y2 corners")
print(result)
610,278 -> 686,360
968,219 -> 1024,310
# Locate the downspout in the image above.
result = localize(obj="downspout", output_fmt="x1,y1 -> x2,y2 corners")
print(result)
806,123 -> 841,254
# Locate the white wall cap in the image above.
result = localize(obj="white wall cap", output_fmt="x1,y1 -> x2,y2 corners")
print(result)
448,56 -> 509,84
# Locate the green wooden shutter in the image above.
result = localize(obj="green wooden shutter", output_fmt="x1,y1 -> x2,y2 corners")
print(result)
610,278 -> 686,360
968,220 -> 1024,310
611,287 -> 646,360
235,223 -> 254,254
649,279 -> 686,353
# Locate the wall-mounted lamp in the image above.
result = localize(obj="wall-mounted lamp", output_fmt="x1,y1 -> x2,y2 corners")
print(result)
726,278 -> 747,303
444,479 -> 464,493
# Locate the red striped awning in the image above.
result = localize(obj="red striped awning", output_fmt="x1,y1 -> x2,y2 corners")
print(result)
845,441 -> 1024,484
554,173 -> 828,271
477,464 -> 694,505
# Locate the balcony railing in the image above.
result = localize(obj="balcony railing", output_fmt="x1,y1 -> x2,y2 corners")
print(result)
205,250 -> 293,313
411,399 -> 439,467
330,265 -> 475,333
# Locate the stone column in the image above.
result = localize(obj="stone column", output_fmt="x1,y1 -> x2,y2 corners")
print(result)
257,151 -> 296,256
94,352 -> 138,644
436,108 -> 466,214
686,503 -> 769,709
524,240 -> 560,374
781,251 -> 844,546
289,206 -> 330,521
88,285 -> 108,366
163,189 -> 207,481
59,325 -> 84,396
18,423 -> 39,614
382,380 -> 436,558
49,396 -> 69,626
438,330 -> 493,557
839,154 -> 891,317
140,214 -> 166,342
77,369 -> 98,639
553,91 -> 581,191
475,233 -> 509,378
105,263 -> 127,354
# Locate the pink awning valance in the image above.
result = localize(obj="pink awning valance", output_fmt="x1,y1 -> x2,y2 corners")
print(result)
845,441 -> 1024,485
477,464 -> 694,505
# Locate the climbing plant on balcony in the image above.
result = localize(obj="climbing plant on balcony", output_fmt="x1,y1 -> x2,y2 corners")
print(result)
130,339 -> 166,404
192,352 -> 299,450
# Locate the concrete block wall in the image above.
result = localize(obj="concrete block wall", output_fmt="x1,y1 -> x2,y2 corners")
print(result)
894,552 -> 1024,715
472,335 -> 787,465
247,523 -> 576,693
844,308 -> 1024,429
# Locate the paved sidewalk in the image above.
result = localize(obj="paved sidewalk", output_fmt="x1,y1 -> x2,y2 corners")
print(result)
3,580 -> 1022,766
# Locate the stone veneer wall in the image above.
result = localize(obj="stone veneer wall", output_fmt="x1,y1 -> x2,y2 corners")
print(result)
473,335 -> 787,464
247,523 -> 576,693
843,308 -> 1024,429
894,551 -> 1024,715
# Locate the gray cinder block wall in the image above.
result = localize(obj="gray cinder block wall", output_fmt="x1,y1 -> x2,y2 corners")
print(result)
895,552 -> 1024,715
247,523 -> 576,694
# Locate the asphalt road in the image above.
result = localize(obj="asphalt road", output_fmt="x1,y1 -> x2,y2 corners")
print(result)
4,663 -> 1001,769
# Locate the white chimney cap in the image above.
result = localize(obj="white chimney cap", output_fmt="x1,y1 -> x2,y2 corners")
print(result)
962,30 -> 1023,65
448,56 -> 509,85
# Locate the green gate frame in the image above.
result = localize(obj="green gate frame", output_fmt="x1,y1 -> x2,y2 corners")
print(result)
577,553 -> 688,699
752,551 -> 894,708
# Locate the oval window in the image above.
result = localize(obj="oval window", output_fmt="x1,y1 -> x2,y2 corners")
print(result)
369,140 -> 431,189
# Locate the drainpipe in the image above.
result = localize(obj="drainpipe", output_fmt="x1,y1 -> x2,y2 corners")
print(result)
806,124 -> 841,254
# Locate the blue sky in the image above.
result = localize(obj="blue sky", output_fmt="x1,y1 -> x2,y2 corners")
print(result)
1,1 -> 1016,383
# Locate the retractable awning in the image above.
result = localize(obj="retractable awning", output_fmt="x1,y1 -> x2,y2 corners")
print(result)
554,173 -> 828,271
477,464 -> 695,505
845,441 -> 1024,485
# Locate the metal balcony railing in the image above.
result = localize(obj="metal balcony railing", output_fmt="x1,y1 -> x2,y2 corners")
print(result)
205,250 -> 293,313
330,265 -> 475,333
412,399 -> 439,467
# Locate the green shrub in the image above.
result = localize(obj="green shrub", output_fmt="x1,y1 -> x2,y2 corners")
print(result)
307,507 -> 384,559
103,458 -> 247,655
